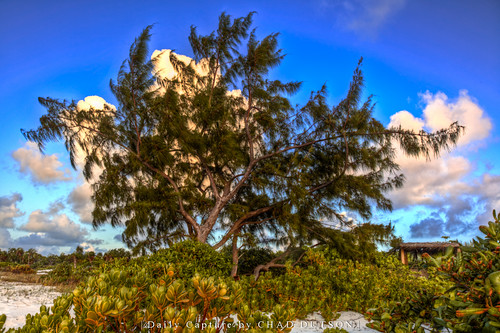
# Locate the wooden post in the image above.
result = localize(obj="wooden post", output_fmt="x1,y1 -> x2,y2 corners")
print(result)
400,248 -> 408,265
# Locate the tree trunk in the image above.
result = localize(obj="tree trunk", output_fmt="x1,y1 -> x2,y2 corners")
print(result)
253,249 -> 291,281
230,232 -> 240,279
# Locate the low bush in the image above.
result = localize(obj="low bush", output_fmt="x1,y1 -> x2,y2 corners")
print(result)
8,214 -> 498,332
236,247 -> 276,276
140,239 -> 232,279
8,264 -> 35,275
367,210 -> 500,332
0,262 -> 12,271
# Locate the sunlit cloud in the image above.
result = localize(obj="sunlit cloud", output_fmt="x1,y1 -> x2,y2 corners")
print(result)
67,182 -> 94,224
79,242 -> 96,253
12,142 -> 72,184
388,90 -> 496,238
16,204 -> 90,247
421,90 -> 492,147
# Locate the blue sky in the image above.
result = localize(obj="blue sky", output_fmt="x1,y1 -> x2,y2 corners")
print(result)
0,0 -> 499,254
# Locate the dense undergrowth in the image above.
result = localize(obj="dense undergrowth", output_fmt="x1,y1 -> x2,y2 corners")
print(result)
0,211 -> 499,332
366,211 -> 500,333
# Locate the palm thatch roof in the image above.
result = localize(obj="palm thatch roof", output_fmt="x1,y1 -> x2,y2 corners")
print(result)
400,242 -> 460,254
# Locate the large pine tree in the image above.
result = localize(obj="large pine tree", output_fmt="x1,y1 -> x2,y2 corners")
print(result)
23,13 -> 463,264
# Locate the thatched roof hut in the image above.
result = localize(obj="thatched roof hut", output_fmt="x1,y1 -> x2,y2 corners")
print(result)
399,242 -> 460,264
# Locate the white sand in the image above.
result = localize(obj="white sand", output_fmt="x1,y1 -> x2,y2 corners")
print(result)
0,280 -> 378,332
0,280 -> 62,329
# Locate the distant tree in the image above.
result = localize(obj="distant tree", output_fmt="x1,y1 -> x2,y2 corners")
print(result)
0,249 -> 7,262
24,248 -> 39,266
105,248 -> 131,260
23,13 -> 463,273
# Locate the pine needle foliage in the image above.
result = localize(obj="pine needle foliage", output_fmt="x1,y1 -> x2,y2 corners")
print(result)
21,12 -> 464,255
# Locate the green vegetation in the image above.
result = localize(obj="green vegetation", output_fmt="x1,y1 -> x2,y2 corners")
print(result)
1,211 -> 499,332
21,12 -> 462,280
366,210 -> 500,332
6,11 -> 495,333
0,244 -> 439,332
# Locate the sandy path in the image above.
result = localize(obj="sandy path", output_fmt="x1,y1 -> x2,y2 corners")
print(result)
0,280 -> 63,329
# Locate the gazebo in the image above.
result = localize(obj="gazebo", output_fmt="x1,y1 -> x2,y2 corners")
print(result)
399,242 -> 461,265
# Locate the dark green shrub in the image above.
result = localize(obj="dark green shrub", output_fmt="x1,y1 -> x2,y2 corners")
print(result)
145,239 -> 232,279
237,248 -> 275,276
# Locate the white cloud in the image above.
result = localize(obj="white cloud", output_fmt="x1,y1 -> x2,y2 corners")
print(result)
20,209 -> 89,244
390,154 -> 472,208
472,174 -> 500,224
76,96 -> 116,112
73,96 -> 116,171
389,91 -> 492,208
389,110 -> 424,132
420,90 -> 492,147
387,90 -> 496,238
153,49 -> 216,78
152,49 -> 201,81
0,193 -> 23,228
12,142 -> 71,184
67,182 -> 94,224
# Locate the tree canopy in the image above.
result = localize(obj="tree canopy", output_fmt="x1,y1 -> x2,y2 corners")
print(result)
22,12 -> 463,261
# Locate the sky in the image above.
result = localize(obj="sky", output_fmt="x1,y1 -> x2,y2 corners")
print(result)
0,0 -> 499,254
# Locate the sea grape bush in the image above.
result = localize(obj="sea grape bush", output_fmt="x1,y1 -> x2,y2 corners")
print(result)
0,262 -> 294,332
0,241 -> 443,332
236,246 -> 442,322
367,210 -> 500,332
40,240 -> 230,286
430,210 -> 500,331
141,240 -> 233,279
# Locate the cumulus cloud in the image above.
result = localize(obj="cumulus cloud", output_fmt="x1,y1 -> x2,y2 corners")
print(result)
12,142 -> 71,184
67,182 -> 94,224
18,208 -> 89,247
420,90 -> 492,147
72,96 -> 116,171
321,0 -> 406,37
389,91 -> 492,208
471,174 -> 500,225
152,49 -> 201,81
388,90 -> 495,238
76,96 -> 116,112
0,193 -> 24,228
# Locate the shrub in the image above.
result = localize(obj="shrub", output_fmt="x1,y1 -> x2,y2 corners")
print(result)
237,248 -> 275,276
0,262 -> 12,271
0,262 -> 294,332
366,209 -> 500,332
142,239 -> 232,279
8,264 -> 35,274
